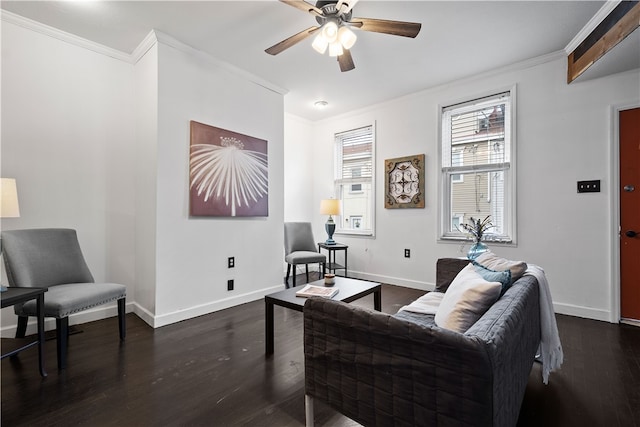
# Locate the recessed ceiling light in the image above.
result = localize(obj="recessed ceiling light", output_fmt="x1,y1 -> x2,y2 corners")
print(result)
314,100 -> 329,108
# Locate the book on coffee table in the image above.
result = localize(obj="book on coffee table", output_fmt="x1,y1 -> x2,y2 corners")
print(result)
295,284 -> 339,298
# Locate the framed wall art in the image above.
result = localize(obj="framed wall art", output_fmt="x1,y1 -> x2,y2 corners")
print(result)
189,120 -> 268,217
385,154 -> 425,209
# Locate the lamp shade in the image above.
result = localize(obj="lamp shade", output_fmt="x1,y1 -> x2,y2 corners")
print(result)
0,178 -> 20,218
338,26 -> 357,50
320,199 -> 340,216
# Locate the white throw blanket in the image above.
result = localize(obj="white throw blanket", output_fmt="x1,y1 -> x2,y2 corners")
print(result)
525,264 -> 564,384
398,291 -> 444,315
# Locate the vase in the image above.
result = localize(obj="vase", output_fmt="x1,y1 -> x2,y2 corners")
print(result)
467,241 -> 488,260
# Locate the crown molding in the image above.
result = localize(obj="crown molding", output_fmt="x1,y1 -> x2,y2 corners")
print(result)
1,10 -> 132,63
565,0 -> 621,54
1,10 -> 288,96
152,30 -> 288,96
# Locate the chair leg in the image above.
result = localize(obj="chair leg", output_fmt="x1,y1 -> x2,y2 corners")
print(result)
305,394 -> 315,427
56,317 -> 69,370
285,264 -> 292,289
305,264 -> 310,283
15,316 -> 28,338
118,298 -> 126,340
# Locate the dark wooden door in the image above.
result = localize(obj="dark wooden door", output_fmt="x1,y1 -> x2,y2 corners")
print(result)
620,107 -> 640,321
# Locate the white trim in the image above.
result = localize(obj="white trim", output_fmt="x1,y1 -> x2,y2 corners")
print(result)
348,270 -> 433,292
553,302 -> 611,323
0,11 -> 288,97
153,30 -> 287,96
565,1 -> 621,54
438,85 -> 517,244
131,30 -> 159,64
148,285 -> 283,328
1,10 -> 132,63
316,50 -> 564,126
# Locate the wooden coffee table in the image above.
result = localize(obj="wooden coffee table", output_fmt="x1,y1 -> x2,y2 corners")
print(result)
265,277 -> 381,355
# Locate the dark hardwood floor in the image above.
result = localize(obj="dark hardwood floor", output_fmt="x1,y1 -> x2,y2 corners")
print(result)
2,277 -> 639,427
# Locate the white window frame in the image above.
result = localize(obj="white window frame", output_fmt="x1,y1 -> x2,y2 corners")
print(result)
334,124 -> 376,237
439,88 -> 517,243
451,148 -> 464,183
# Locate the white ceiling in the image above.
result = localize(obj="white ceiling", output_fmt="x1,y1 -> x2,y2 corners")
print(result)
1,1 -> 623,121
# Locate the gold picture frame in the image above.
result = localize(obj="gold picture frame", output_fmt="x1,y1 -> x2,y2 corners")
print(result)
385,154 -> 425,209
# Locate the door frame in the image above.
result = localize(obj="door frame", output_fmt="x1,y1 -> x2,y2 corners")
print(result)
610,102 -> 640,323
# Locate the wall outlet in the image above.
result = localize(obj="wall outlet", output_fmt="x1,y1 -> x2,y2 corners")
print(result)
228,257 -> 235,268
404,249 -> 411,258
227,279 -> 234,291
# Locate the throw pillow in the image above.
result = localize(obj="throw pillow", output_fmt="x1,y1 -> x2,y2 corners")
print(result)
472,261 -> 512,295
475,251 -> 528,282
435,264 -> 502,333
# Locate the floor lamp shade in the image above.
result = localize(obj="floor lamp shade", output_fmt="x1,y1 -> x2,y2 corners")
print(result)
320,199 -> 340,245
0,178 -> 20,218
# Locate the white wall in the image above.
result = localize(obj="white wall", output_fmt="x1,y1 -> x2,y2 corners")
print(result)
151,35 -> 285,326
1,17 -> 137,331
284,113 -> 315,222
294,54 -> 640,322
1,17 -> 286,333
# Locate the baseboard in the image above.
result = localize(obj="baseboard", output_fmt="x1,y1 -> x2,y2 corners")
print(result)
348,270 -> 434,292
0,301 -> 135,338
553,302 -> 612,322
147,285 -> 284,328
0,282 -> 614,335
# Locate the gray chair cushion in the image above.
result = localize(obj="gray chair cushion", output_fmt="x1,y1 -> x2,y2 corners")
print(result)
285,251 -> 326,265
16,282 -> 126,318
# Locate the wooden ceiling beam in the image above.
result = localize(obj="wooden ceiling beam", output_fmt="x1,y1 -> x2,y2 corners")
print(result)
567,1 -> 640,84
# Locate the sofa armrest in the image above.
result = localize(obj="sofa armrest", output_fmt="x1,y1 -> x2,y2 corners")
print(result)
435,257 -> 469,292
304,297 -> 494,426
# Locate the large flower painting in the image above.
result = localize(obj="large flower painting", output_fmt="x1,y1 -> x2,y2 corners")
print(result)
189,121 -> 268,217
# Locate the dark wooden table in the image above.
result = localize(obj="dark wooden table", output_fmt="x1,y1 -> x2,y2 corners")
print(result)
264,277 -> 381,355
318,242 -> 348,277
1,287 -> 47,377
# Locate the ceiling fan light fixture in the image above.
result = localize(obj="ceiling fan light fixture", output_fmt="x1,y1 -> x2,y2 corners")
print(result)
328,41 -> 344,57
312,33 -> 329,54
338,26 -> 357,50
321,21 -> 339,43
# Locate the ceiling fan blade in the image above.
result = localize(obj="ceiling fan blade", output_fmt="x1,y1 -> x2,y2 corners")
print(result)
265,26 -> 320,55
280,0 -> 323,17
336,0 -> 359,14
338,49 -> 355,72
349,17 -> 422,38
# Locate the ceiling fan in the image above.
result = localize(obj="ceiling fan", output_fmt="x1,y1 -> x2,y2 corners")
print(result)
265,0 -> 422,72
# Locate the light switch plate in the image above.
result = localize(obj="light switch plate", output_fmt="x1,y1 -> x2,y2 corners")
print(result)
577,180 -> 600,193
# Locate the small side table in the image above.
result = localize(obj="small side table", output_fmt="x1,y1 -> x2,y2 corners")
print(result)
318,242 -> 348,278
1,287 -> 47,377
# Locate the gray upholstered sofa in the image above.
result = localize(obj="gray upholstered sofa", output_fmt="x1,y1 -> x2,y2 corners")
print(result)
303,258 -> 540,427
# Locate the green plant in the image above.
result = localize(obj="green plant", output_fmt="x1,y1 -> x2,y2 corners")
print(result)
458,215 -> 493,243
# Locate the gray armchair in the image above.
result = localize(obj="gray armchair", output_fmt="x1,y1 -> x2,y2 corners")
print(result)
284,222 -> 326,288
1,228 -> 126,370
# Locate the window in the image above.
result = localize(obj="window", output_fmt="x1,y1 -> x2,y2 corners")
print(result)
440,91 -> 514,242
451,149 -> 464,183
334,125 -> 375,236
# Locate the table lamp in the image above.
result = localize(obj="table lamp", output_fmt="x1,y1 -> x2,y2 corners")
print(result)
320,198 -> 340,245
1,178 -> 21,292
